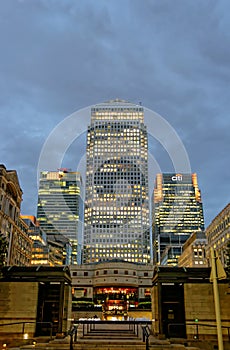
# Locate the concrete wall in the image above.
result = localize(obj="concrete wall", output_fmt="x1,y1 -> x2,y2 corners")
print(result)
151,282 -> 230,340
184,283 -> 230,340
0,281 -> 38,337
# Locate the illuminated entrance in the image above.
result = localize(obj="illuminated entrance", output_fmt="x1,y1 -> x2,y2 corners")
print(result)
93,287 -> 138,317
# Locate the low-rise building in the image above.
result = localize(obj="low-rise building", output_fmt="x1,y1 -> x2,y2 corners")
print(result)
21,215 -> 50,265
0,266 -> 72,338
151,266 -> 230,341
71,260 -> 154,319
0,164 -> 32,266
47,234 -> 72,265
206,203 -> 230,266
178,231 -> 208,267
21,215 -> 72,266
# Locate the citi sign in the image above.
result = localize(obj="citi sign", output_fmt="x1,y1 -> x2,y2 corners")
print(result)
172,174 -> 183,181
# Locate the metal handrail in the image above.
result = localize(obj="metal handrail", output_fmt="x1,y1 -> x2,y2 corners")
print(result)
0,321 -> 53,340
68,320 -> 152,350
68,325 -> 78,350
142,324 -> 151,350
187,322 -> 230,342
167,322 -> 230,342
72,319 -> 152,324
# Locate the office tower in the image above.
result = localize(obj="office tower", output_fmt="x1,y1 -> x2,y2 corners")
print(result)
206,202 -> 230,267
37,169 -> 83,264
83,99 -> 150,264
152,173 -> 204,265
0,164 -> 32,265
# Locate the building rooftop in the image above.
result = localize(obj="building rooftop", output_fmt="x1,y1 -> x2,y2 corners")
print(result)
152,266 -> 214,285
1,265 -> 72,283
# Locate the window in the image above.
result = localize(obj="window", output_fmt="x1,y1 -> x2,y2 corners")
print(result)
114,270 -> 118,274
72,272 -> 77,276
84,272 -> 88,276
144,272 -> 148,277
125,270 -> 128,275
104,270 -> 107,274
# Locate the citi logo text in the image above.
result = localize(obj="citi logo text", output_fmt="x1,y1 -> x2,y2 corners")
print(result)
172,174 -> 183,181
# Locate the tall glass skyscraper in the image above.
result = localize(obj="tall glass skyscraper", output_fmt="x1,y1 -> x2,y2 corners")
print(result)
152,173 -> 204,265
37,169 -> 83,264
83,99 -> 150,264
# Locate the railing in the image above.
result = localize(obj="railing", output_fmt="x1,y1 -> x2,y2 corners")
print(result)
68,320 -> 152,350
141,324 -> 151,350
167,322 -> 230,342
0,321 -> 53,340
68,325 -> 78,350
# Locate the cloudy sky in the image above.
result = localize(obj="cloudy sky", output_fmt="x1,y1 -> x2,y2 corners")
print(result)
0,0 -> 229,227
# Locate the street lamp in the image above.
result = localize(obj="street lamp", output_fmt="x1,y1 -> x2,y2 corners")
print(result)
210,247 -> 227,350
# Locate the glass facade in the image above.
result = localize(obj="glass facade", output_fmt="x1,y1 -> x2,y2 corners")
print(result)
37,170 -> 83,264
152,173 -> 204,265
83,99 -> 150,264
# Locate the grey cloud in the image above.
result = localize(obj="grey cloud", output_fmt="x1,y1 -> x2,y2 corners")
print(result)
0,0 -> 229,225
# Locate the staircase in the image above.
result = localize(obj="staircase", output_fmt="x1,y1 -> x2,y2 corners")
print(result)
73,322 -> 146,349
16,323 -> 147,349
9,323 -> 209,350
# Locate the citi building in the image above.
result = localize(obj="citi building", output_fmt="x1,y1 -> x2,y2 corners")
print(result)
152,173 -> 204,265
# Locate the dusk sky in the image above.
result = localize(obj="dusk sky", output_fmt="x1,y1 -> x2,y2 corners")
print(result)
0,0 -> 230,227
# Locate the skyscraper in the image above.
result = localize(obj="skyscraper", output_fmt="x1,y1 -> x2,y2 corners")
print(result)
152,173 -> 204,265
37,169 -> 83,264
83,99 -> 150,263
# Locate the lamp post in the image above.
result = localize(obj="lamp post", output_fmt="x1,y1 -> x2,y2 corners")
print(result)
210,247 -> 226,350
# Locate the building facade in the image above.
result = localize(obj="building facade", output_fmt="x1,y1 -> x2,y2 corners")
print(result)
37,169 -> 83,264
21,215 -> 50,265
71,260 -> 153,319
0,164 -> 32,266
152,173 -> 204,265
83,99 -> 150,264
22,215 -> 72,266
47,233 -> 72,265
151,266 -> 230,340
0,266 -> 72,337
205,202 -> 230,267
178,231 -> 208,267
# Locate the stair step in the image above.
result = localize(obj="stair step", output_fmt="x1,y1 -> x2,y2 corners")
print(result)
18,344 -> 146,350
81,335 -> 140,339
78,340 -> 144,344
75,346 -> 146,350
19,344 -> 146,350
